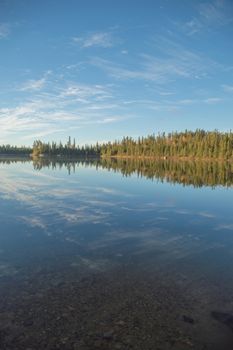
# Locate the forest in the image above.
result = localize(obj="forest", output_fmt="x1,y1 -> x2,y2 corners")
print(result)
31,137 -> 101,157
0,144 -> 31,156
101,130 -> 233,159
0,130 -> 232,160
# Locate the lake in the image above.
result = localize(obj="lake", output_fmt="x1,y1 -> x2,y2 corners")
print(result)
0,158 -> 233,349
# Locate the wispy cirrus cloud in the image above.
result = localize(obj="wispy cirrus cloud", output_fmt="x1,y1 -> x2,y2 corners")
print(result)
0,100 -> 119,142
96,117 -> 122,124
203,97 -> 223,104
142,94 -> 224,113
0,23 -> 10,39
183,18 -> 203,35
222,84 -> 233,93
0,170 -> 124,234
199,0 -> 230,25
215,223 -> 233,231
28,129 -> 63,144
91,45 -> 210,83
0,72 -> 129,143
19,71 -> 52,91
198,211 -> 215,218
60,83 -> 112,102
20,77 -> 47,91
73,31 -> 114,48
91,26 -> 224,82
182,0 -> 233,35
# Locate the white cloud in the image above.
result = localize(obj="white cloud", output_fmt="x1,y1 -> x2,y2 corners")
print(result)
20,78 -> 46,91
143,95 -> 224,111
203,97 -> 223,104
0,23 -> 10,39
97,117 -> 119,124
0,73 -> 128,144
21,128 -> 65,140
222,84 -> 233,93
199,1 -> 227,24
177,99 -> 196,105
20,71 -> 52,92
19,216 -> 47,230
177,1 -> 233,37
73,31 -> 113,48
91,31 -> 221,84
215,223 -> 233,231
184,0 -> 232,35
61,83 -> 112,101
159,91 -> 175,96
184,18 -> 203,35
91,46 -> 208,83
198,211 -> 215,218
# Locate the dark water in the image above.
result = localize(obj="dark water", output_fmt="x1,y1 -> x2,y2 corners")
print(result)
0,158 -> 233,350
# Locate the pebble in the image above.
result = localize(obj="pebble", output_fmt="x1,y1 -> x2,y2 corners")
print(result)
116,320 -> 125,326
183,315 -> 194,324
103,330 -> 114,340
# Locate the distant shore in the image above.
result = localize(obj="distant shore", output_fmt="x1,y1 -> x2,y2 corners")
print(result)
0,154 -> 30,158
101,155 -> 232,162
0,153 -> 232,162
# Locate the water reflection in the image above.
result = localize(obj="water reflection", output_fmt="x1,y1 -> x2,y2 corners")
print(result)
1,157 -> 231,187
99,158 -> 233,188
0,157 -> 232,261
0,157 -> 233,349
1,157 -> 232,187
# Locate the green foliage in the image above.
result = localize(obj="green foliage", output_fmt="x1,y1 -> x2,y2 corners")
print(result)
0,130 -> 232,160
0,144 -> 31,155
101,130 -> 233,160
31,137 -> 101,158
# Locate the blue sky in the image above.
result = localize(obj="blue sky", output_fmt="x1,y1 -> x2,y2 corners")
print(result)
0,0 -> 233,146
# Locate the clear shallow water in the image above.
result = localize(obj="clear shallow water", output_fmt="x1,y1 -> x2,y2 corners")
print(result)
0,158 -> 233,349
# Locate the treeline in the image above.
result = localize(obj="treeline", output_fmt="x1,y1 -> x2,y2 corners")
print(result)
32,137 -> 101,157
0,144 -> 31,155
101,130 -> 233,159
0,130 -> 232,159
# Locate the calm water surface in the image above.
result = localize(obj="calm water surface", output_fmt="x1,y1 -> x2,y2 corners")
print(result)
0,158 -> 233,349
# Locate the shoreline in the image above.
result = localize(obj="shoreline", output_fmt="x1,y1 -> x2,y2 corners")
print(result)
0,154 -> 231,162
101,155 -> 232,162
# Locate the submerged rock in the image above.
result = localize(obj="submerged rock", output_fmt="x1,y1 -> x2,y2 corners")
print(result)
211,311 -> 233,331
102,330 -> 114,340
182,315 -> 194,324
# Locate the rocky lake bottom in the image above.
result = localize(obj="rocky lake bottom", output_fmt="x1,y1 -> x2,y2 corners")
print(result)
1,261 -> 233,350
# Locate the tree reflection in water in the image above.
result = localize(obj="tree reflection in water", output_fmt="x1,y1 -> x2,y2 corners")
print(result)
1,157 -> 232,188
